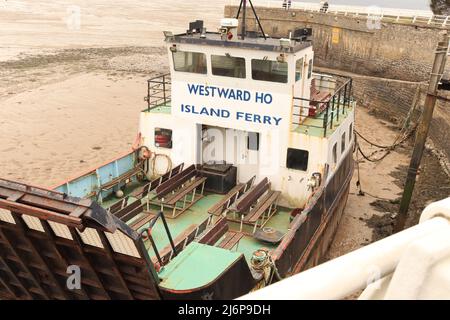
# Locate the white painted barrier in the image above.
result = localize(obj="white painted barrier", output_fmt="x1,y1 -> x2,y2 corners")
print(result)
231,0 -> 450,27
239,197 -> 450,300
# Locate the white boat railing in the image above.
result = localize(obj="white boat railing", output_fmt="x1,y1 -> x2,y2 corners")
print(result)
229,1 -> 450,28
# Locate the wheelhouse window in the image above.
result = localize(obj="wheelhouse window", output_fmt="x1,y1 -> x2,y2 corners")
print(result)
172,51 -> 207,74
286,148 -> 309,171
295,58 -> 304,82
341,132 -> 346,154
212,55 -> 246,79
155,128 -> 172,149
252,59 -> 288,83
307,58 -> 313,79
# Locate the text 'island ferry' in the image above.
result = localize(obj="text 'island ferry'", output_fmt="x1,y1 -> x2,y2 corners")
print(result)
0,3 -> 355,300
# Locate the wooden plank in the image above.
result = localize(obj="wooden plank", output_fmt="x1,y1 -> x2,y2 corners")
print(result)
20,194 -> 80,214
70,206 -> 88,218
6,191 -> 25,202
247,191 -> 280,223
156,165 -> 196,199
170,163 -> 185,176
244,191 -> 274,223
217,231 -> 236,248
197,217 -> 228,246
108,196 -> 129,214
129,213 -> 155,231
233,178 -> 270,213
0,199 -> 82,228
165,177 -> 206,206
219,232 -> 244,250
114,200 -> 142,220
208,184 -> 244,215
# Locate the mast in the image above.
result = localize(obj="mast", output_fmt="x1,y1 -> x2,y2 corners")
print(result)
236,0 -> 267,40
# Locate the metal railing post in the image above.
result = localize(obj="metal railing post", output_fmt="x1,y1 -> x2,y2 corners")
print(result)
331,93 -> 339,122
323,102 -> 329,137
162,75 -> 167,106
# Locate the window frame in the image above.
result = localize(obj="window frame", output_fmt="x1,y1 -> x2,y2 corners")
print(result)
307,58 -> 313,79
341,132 -> 346,155
349,123 -> 353,143
247,132 -> 260,151
286,148 -> 309,171
295,58 -> 304,82
172,50 -> 207,75
251,58 -> 289,84
332,143 -> 337,165
154,128 -> 173,149
211,54 -> 247,79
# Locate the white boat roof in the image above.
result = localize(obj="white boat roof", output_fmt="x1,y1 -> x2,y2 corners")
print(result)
166,32 -> 312,53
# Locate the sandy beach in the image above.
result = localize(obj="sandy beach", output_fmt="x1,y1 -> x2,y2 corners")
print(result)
1,0 -> 447,268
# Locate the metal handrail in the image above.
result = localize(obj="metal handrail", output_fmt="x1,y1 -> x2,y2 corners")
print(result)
292,77 -> 353,137
145,73 -> 171,111
140,211 -> 176,267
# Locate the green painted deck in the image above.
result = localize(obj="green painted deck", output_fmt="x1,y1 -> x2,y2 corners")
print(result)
158,242 -> 242,291
293,101 -> 355,137
142,102 -> 172,114
100,183 -> 292,266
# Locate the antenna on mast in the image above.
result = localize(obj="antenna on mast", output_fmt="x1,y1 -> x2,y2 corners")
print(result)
235,0 -> 267,40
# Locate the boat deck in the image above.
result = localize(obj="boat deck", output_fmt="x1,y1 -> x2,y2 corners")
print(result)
292,100 -> 355,137
101,182 -> 292,265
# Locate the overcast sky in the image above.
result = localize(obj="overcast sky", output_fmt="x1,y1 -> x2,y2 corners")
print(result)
298,0 -> 432,11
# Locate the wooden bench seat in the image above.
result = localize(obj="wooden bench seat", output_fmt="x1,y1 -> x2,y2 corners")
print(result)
152,224 -> 198,266
129,212 -> 156,231
217,231 -> 244,250
245,191 -> 281,223
245,191 -> 281,233
230,178 -> 270,213
225,178 -> 281,233
114,200 -> 143,221
165,177 -> 207,206
152,165 -> 207,218
208,184 -> 244,216
100,160 -> 145,191
108,196 -> 129,214
197,216 -> 228,246
207,175 -> 256,216
114,199 -> 156,232
130,163 -> 185,199
156,165 -> 196,199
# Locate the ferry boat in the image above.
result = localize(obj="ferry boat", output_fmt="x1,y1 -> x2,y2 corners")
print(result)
0,7 -> 355,300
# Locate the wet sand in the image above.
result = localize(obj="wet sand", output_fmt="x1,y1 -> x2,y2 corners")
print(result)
0,0 -> 229,61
